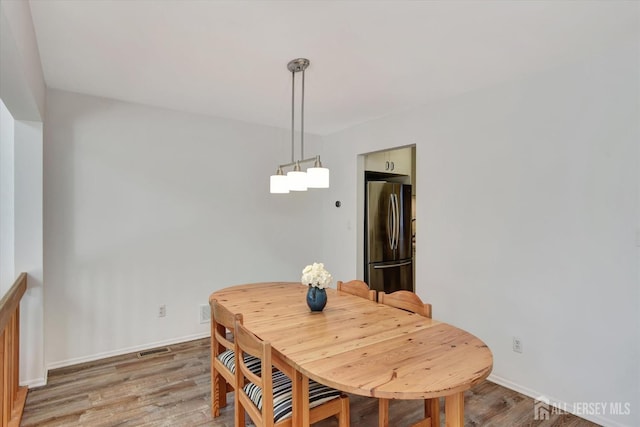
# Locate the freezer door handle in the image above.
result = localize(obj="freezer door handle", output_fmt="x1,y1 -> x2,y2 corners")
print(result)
373,260 -> 412,269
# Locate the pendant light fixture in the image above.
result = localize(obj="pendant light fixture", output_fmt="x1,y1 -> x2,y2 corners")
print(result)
270,58 -> 330,193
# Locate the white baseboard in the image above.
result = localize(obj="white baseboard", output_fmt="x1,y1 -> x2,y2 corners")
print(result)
21,376 -> 47,388
46,332 -> 210,372
488,374 -> 633,427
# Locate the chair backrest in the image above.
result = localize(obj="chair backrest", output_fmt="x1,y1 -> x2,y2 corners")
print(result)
234,319 -> 349,427
337,280 -> 376,301
211,298 -> 240,360
378,290 -> 432,318
211,299 -> 244,417
235,317 -> 274,427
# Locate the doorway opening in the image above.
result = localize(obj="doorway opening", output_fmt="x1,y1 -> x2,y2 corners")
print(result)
357,146 -> 416,293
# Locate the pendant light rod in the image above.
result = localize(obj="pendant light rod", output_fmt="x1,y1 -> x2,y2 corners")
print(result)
301,66 -> 305,161
291,69 -> 295,163
287,58 -> 309,163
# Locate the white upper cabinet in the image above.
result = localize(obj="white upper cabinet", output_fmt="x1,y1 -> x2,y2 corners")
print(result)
365,147 -> 412,176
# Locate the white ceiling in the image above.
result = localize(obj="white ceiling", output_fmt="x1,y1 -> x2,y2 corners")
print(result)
28,0 -> 638,135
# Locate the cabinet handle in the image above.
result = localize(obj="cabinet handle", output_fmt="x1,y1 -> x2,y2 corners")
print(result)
390,161 -> 394,171
385,161 -> 389,170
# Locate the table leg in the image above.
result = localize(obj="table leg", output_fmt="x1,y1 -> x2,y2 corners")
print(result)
407,398 -> 436,427
425,397 -> 440,426
445,392 -> 464,427
378,398 -> 389,427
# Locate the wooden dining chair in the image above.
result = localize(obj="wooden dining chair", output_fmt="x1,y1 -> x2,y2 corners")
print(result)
378,289 -> 432,318
336,279 -> 376,301
234,317 -> 350,427
377,290 -> 438,427
210,299 -> 261,417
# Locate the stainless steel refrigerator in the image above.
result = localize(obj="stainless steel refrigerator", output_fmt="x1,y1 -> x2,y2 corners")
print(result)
365,181 -> 414,293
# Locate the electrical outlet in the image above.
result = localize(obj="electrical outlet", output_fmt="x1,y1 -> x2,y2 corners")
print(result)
513,337 -> 523,353
199,304 -> 210,324
159,304 -> 166,318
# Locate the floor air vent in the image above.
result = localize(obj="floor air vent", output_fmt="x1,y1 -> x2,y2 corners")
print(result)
137,347 -> 171,358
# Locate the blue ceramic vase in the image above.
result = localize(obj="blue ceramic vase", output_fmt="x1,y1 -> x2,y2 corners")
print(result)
306,285 -> 327,312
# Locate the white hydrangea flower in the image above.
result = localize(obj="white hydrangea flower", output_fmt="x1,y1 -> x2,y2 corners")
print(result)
301,262 -> 333,289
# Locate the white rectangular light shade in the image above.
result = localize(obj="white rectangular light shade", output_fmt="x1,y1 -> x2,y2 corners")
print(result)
306,167 -> 330,188
270,174 -> 290,193
287,170 -> 308,191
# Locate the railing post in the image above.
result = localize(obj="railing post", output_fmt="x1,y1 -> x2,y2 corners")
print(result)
11,312 -> 18,415
0,274 -> 28,427
1,329 -> 6,426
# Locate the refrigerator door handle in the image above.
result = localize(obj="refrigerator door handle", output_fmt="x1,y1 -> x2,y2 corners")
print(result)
389,193 -> 398,251
391,193 -> 396,251
373,260 -> 412,269
387,194 -> 394,249
393,193 -> 400,251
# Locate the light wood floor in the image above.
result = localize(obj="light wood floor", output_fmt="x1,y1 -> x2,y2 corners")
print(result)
22,338 -> 599,427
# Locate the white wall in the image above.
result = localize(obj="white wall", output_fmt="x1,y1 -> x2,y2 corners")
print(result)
44,89 -> 325,367
14,120 -> 44,385
321,41 -> 639,427
0,0 -> 45,121
0,100 -> 15,293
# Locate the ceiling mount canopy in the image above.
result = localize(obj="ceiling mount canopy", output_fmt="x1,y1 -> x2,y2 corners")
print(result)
287,58 -> 310,73
270,58 -> 329,194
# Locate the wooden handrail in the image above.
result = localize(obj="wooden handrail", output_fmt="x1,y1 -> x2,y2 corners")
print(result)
0,274 -> 27,333
0,273 -> 28,427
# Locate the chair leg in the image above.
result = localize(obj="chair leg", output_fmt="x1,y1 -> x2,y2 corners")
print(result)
235,393 -> 245,426
425,397 -> 440,426
379,398 -> 390,427
211,372 -> 220,418
220,376 -> 229,408
212,371 -> 220,417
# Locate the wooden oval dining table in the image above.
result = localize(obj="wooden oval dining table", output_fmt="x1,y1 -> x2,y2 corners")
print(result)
210,282 -> 493,427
